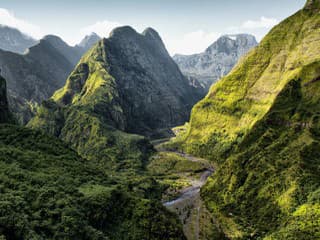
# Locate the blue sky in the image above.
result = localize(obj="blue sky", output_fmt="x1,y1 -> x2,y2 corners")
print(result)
0,0 -> 306,54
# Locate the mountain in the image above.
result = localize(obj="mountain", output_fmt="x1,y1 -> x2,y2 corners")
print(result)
0,34 -> 100,124
76,32 -> 101,53
30,26 -> 203,139
169,1 -> 320,239
173,34 -> 258,89
43,35 -> 84,65
0,25 -> 38,54
0,75 -> 185,240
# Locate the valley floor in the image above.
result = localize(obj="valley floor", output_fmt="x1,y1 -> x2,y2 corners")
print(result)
149,141 -> 216,240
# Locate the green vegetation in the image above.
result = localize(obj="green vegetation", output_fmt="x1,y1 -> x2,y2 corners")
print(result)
29,100 -> 152,172
171,5 -> 320,161
169,2 -> 320,239
202,73 -> 320,239
0,71 -> 186,239
28,40 -> 157,173
0,124 -> 185,239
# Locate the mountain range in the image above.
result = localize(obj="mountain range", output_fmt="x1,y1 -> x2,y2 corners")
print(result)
0,27 -> 101,123
173,34 -> 257,89
0,1 -> 319,239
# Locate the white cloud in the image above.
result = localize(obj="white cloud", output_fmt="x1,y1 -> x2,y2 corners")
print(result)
228,16 -> 279,41
80,20 -> 123,38
163,30 -> 220,55
241,17 -> 279,29
0,8 -> 43,39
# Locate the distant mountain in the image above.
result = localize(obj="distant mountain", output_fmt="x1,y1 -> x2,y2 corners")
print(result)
0,34 -> 100,124
173,34 -> 257,89
0,25 -> 38,54
43,35 -> 83,65
76,32 -> 101,53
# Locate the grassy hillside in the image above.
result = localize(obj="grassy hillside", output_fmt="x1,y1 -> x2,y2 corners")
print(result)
170,1 -> 320,239
173,4 -> 320,162
203,64 -> 320,239
0,124 -> 185,239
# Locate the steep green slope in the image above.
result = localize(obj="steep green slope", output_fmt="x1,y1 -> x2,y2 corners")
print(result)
175,0 -> 320,161
171,1 -> 320,239
203,64 -> 320,239
48,26 -> 203,137
28,98 -> 152,172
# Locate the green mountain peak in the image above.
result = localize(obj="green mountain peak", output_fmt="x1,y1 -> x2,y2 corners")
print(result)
40,26 -> 202,137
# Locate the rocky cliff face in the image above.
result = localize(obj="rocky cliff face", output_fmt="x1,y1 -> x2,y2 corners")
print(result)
0,25 -> 38,54
173,34 -> 257,89
171,2 -> 320,239
0,35 -> 100,124
51,26 -> 203,137
0,75 -> 10,123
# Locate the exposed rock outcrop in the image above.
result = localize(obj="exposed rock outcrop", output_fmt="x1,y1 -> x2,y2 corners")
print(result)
173,34 -> 257,89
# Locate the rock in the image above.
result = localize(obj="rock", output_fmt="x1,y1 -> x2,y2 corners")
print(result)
173,34 -> 257,89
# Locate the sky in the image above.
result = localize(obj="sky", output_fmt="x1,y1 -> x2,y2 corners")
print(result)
0,0 -> 306,55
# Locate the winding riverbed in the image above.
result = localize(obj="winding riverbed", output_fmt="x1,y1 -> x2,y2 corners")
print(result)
160,151 -> 214,240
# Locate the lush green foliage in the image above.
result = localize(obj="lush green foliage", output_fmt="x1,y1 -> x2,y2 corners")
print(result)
0,124 -> 185,239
